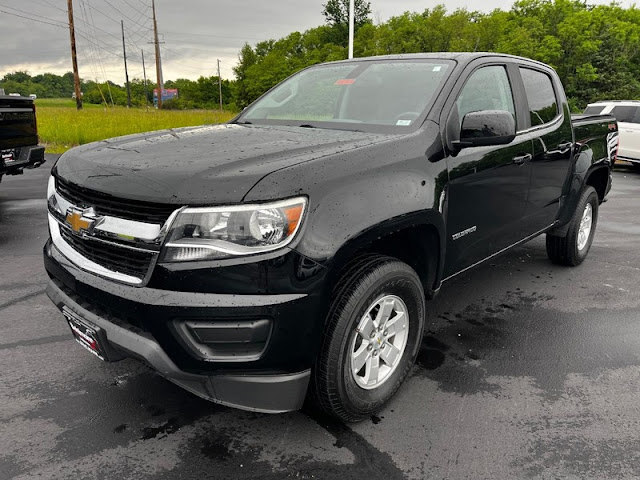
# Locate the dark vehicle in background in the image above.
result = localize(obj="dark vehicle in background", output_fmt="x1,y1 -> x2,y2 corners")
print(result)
44,53 -> 617,422
584,100 -> 640,169
0,95 -> 45,183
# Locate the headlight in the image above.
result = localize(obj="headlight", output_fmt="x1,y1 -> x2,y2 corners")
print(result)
47,175 -> 55,200
160,197 -> 307,262
47,175 -> 60,214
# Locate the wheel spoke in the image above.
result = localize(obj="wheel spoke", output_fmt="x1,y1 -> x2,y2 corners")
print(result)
364,354 -> 380,385
356,313 -> 374,339
380,342 -> 401,366
384,311 -> 405,336
375,298 -> 395,326
350,294 -> 410,390
352,343 -> 370,373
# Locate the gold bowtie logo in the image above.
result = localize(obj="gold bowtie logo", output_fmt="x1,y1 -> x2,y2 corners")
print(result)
65,207 -> 100,234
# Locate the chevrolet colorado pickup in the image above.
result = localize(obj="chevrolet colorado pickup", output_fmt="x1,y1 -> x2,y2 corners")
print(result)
44,53 -> 618,422
0,95 -> 45,183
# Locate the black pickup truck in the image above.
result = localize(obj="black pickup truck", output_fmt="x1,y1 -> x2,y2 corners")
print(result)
44,53 -> 617,422
0,95 -> 45,182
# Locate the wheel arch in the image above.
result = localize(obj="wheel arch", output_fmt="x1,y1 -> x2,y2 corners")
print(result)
325,210 -> 446,299
549,163 -> 609,236
585,165 -> 610,203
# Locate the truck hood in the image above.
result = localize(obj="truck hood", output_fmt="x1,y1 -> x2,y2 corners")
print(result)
54,124 -> 388,204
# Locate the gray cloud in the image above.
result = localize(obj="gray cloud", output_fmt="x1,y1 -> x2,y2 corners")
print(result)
0,0 -> 635,85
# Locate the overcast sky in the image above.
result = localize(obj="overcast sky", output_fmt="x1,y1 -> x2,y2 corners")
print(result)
0,0 -> 636,85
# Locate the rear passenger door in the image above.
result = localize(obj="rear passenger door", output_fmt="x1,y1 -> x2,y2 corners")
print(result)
518,67 -> 574,233
443,64 -> 533,278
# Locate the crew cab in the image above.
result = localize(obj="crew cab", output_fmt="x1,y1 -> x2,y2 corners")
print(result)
0,95 -> 45,182
584,100 -> 640,169
44,53 -> 617,422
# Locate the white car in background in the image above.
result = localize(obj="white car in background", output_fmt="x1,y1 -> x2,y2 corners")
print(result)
584,100 -> 640,169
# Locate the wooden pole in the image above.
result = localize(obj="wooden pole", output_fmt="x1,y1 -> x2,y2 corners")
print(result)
217,59 -> 222,111
152,0 -> 163,109
121,20 -> 132,108
142,49 -> 149,109
67,0 -> 82,110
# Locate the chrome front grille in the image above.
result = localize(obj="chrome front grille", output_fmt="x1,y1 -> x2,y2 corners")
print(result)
48,176 -> 181,286
59,227 -> 155,279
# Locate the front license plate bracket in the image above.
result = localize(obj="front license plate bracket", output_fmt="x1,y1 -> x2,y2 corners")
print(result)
63,306 -> 123,362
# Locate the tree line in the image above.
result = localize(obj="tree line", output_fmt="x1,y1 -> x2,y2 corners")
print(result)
0,71 -> 233,110
2,0 -> 639,111
236,0 -> 640,111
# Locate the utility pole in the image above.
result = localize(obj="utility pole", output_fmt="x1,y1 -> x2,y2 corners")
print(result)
217,59 -> 222,111
121,20 -> 132,108
348,0 -> 355,59
152,0 -> 164,109
67,0 -> 82,110
141,49 -> 149,109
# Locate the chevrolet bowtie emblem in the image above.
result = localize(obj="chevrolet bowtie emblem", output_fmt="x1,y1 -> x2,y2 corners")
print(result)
65,207 -> 102,235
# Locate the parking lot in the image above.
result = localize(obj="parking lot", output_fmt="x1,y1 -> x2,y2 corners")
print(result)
2,157 -> 640,480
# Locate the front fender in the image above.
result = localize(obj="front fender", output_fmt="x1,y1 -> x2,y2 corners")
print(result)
243,125 -> 448,286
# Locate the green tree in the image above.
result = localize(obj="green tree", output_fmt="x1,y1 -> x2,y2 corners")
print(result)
322,0 -> 371,27
322,0 -> 372,46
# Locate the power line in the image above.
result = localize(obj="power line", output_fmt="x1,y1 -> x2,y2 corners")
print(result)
32,0 -> 67,13
0,7 -> 67,29
80,0 -> 116,104
103,0 -> 147,28
82,0 -> 151,54
121,0 -> 149,18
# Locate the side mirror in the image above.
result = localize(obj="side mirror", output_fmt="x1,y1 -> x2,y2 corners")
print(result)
454,110 -> 516,149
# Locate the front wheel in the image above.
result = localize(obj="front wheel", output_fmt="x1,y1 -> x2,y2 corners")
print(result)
313,255 -> 426,422
546,186 -> 599,266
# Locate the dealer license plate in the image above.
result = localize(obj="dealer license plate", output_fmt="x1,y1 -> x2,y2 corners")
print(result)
63,307 -> 107,361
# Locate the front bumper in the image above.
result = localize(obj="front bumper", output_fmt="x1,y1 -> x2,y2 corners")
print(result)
47,279 -> 310,412
44,238 -> 327,413
1,145 -> 45,175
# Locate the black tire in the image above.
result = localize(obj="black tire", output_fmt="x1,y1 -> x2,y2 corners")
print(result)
313,255 -> 426,423
546,186 -> 599,266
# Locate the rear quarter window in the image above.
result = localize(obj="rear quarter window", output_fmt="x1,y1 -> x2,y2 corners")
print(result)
520,68 -> 559,126
610,106 -> 640,124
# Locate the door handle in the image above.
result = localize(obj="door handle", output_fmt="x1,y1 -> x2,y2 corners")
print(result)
512,153 -> 532,165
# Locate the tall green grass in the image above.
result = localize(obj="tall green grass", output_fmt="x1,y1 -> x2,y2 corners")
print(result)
36,99 -> 236,153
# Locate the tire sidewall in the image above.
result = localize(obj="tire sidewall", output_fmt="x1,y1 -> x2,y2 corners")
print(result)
570,187 -> 599,263
333,264 -> 425,416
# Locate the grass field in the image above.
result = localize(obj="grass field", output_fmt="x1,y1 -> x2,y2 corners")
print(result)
36,98 -> 236,153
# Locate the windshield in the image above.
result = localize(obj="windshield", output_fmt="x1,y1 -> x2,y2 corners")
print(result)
238,60 -> 453,133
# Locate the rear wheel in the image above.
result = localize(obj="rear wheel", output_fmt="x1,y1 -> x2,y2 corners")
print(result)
313,255 -> 425,423
546,186 -> 599,266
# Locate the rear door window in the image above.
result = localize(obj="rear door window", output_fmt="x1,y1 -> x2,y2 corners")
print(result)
610,106 -> 640,124
519,68 -> 559,126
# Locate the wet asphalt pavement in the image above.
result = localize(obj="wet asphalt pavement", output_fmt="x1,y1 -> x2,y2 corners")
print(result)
2,157 -> 640,479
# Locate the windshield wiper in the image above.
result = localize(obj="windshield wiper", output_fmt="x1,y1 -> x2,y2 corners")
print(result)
234,120 -> 252,125
298,124 -> 316,128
